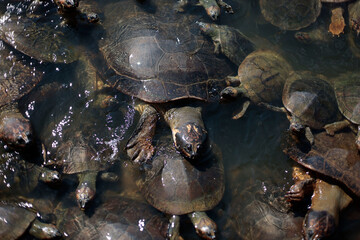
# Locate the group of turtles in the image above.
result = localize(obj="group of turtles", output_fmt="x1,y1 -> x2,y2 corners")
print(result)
0,0 -> 359,239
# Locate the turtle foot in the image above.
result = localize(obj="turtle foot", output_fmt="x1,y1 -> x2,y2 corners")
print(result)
189,212 -> 217,240
303,210 -> 336,240
0,114 -> 33,148
285,179 -> 315,202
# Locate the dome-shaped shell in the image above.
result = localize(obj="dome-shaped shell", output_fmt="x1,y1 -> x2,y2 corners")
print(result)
334,73 -> 360,125
238,50 -> 292,105
100,1 -> 235,103
260,0 -> 322,30
137,136 -> 224,215
282,71 -> 340,129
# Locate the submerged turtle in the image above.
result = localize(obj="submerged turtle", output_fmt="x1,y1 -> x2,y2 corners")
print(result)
100,0 -> 238,163
136,134 -> 224,240
54,194 -> 169,240
324,72 -> 360,150
277,71 -> 342,144
220,49 -> 291,119
284,131 -> 359,239
174,0 -> 234,21
0,201 -> 61,239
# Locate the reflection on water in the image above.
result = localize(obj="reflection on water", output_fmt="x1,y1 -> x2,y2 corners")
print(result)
0,0 -> 359,239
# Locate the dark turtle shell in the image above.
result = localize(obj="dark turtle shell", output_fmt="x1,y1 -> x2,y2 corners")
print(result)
284,131 -> 360,198
100,0 -> 235,103
260,0 -> 322,30
137,135 -> 224,215
282,71 -> 341,129
334,73 -> 360,125
54,196 -> 168,239
237,50 -> 292,105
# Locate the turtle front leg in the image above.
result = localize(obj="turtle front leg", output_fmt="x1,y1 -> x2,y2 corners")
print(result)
303,179 -> 352,240
285,166 -> 315,202
188,211 -> 217,240
29,219 -> 62,239
126,104 -> 158,164
76,171 -> 97,210
216,0 -> 233,14
164,106 -> 208,160
324,119 -> 351,136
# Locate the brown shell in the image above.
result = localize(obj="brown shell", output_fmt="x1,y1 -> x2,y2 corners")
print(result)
100,0 -> 235,103
0,43 -> 43,108
334,73 -> 360,125
238,50 -> 292,105
137,136 -> 225,215
260,0 -> 322,30
0,204 -> 36,239
321,0 -> 350,2
282,71 -> 341,129
284,131 -> 360,197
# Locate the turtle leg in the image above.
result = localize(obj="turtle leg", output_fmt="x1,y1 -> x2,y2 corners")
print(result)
29,219 -> 62,239
188,211 -> 217,240
303,179 -> 352,240
198,0 -> 221,21
216,0 -> 234,13
0,103 -> 33,148
164,106 -> 208,160
232,100 -> 250,119
285,166 -> 315,202
126,104 -> 158,164
324,119 -> 351,136
167,215 -> 183,240
174,0 -> 189,12
76,0 -> 101,23
329,7 -> 345,36
76,171 -> 97,210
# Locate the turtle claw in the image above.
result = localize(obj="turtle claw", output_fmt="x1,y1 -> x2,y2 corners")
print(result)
285,179 -> 315,202
126,138 -> 154,164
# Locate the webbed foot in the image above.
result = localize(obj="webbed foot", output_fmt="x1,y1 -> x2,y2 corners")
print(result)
285,178 -> 315,202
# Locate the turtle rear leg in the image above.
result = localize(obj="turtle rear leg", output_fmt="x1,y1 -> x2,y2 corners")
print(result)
126,104 -> 158,164
29,219 -> 62,239
188,211 -> 217,240
303,180 -> 352,240
76,171 -> 97,210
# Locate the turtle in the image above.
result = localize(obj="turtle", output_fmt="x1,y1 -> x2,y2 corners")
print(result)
135,133 -> 224,240
197,22 -> 255,67
99,0 -> 240,163
324,72 -> 360,150
0,201 -> 62,239
276,71 -> 342,144
321,0 -> 352,36
53,194 -> 169,240
218,49 -> 292,119
259,0 -> 322,31
284,130 -> 359,239
174,0 -> 234,21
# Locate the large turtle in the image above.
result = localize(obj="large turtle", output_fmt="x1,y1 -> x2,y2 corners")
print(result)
53,194 -> 169,240
135,133 -> 224,240
277,71 -> 342,144
284,130 -> 360,239
324,73 -> 360,151
99,0 -> 244,163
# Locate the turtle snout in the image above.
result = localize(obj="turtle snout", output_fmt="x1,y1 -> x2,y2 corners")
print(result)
76,185 -> 95,210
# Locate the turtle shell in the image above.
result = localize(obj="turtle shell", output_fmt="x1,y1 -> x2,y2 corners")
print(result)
238,50 -> 292,105
100,0 -> 235,103
260,0 -> 322,30
284,131 -> 360,198
0,203 -> 37,239
137,135 -> 224,215
55,196 -> 168,239
282,71 -> 341,129
334,73 -> 360,125
0,7 -> 79,63
0,43 -> 43,108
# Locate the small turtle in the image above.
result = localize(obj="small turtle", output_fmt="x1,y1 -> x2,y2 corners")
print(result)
277,71 -> 342,144
174,0 -> 234,20
284,131 -> 359,239
220,49 -> 292,119
0,201 -> 62,239
100,0 -> 237,163
136,134 -> 224,240
321,0 -> 352,36
198,22 -> 255,66
259,0 -> 322,31
324,72 -> 360,150
53,194 -> 169,240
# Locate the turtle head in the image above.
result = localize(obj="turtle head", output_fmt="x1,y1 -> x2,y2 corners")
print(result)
54,0 -> 79,9
0,115 -> 33,148
173,122 -> 208,160
76,183 -> 95,210
303,210 -> 336,240
197,21 -> 219,39
205,5 -> 220,21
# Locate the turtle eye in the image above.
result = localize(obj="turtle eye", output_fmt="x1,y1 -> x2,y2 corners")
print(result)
186,144 -> 192,153
16,136 -> 25,145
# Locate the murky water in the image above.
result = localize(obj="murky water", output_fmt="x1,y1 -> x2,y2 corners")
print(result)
0,0 -> 360,239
